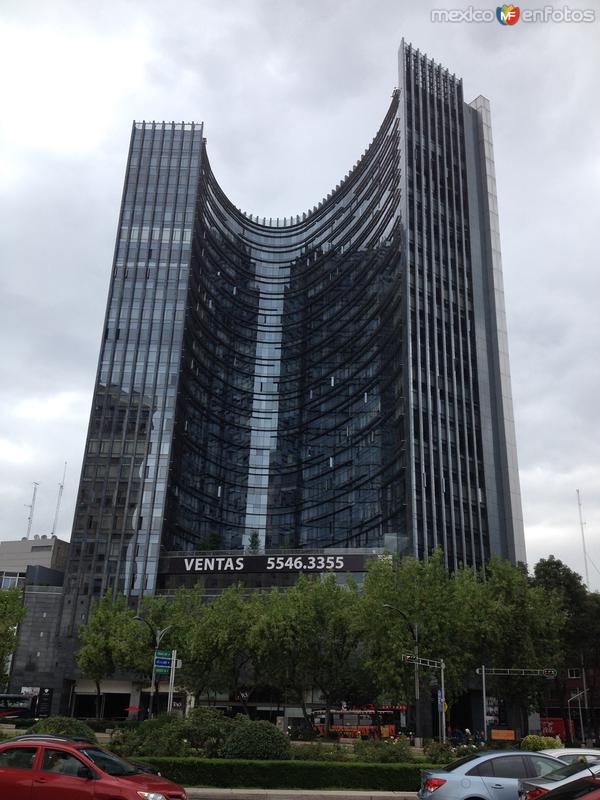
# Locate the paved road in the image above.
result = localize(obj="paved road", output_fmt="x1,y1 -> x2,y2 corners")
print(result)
186,790 -> 418,800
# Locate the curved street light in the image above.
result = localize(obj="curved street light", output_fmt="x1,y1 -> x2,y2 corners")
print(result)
134,616 -> 172,717
383,603 -> 421,743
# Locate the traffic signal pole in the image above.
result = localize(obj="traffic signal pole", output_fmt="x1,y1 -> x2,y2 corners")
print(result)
403,653 -> 446,742
476,666 -> 557,740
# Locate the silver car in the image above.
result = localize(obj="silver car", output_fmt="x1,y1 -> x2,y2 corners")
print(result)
519,760 -> 600,800
419,751 -> 564,800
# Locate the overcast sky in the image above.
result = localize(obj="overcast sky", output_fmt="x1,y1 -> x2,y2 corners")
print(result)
1,0 -> 598,587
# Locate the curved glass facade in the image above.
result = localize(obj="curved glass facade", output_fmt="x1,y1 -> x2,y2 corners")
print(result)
166,93 -> 405,557
61,41 -> 525,634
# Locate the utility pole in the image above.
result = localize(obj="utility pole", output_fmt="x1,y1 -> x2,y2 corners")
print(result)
25,482 -> 40,539
167,649 -> 177,713
51,462 -> 67,536
481,664 -> 487,742
576,489 -> 590,588
440,659 -> 446,744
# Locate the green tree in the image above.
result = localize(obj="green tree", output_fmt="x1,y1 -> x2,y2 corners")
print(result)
359,552 -> 485,715
480,557 -> 564,732
169,586 -> 222,702
252,575 -> 375,734
0,587 -> 26,687
293,575 -> 369,735
77,593 -> 131,718
165,584 -> 263,710
531,556 -> 597,740
577,592 -> 600,740
250,583 -> 313,724
205,585 -> 262,711
111,594 -> 174,680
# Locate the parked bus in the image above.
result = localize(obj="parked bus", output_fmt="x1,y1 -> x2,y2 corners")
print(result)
0,694 -> 36,718
311,705 -> 406,739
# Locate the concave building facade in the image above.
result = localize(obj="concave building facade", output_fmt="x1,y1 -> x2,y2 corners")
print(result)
59,41 -> 525,655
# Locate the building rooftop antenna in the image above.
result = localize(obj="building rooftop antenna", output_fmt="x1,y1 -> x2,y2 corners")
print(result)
577,488 -> 590,588
50,461 -> 67,536
25,481 -> 40,539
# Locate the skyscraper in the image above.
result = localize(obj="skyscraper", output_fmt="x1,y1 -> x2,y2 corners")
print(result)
59,41 -> 525,651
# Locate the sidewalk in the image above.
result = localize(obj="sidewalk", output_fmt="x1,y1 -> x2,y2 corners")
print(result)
186,790 -> 418,800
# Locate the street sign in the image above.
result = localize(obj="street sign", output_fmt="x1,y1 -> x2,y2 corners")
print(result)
155,666 -> 171,676
437,689 -> 442,712
154,657 -> 172,666
155,649 -> 171,658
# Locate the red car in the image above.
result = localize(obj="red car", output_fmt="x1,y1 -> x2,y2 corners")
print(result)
0,734 -> 187,799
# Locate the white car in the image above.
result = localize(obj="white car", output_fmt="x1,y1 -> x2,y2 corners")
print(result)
539,749 -> 600,766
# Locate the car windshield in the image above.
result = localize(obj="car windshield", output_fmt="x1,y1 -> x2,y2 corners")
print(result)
545,764 -> 594,782
79,748 -> 140,776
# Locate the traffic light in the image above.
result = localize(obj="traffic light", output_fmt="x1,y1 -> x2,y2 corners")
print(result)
542,668 -> 557,679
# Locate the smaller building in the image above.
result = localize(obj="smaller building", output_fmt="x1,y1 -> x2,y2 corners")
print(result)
0,535 -> 69,588
1,535 -> 69,714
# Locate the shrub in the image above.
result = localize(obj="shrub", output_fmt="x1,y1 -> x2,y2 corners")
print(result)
292,742 -> 354,762
354,737 -> 414,763
521,735 -> 560,751
28,716 -> 97,742
135,757 -> 441,790
185,707 -> 236,757
222,719 -> 291,761
110,714 -> 191,757
423,739 -> 455,763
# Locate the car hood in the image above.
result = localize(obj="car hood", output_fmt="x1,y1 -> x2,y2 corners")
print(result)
116,770 -> 186,796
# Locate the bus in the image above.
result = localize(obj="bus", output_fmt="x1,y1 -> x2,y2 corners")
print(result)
0,694 -> 36,718
311,705 -> 407,739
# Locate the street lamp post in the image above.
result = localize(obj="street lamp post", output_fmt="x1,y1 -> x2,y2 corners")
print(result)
567,689 -> 587,744
383,603 -> 421,744
134,616 -> 172,718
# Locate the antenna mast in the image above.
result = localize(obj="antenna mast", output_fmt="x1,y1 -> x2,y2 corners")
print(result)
51,461 -> 67,536
25,482 -> 40,539
577,489 -> 590,588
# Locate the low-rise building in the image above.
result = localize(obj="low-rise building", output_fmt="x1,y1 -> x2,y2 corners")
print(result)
1,535 -> 69,712
0,535 -> 69,588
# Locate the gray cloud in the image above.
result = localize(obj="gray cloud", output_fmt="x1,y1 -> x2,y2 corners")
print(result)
1,0 -> 598,586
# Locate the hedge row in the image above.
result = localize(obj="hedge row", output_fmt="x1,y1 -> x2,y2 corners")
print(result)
139,757 -> 438,789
